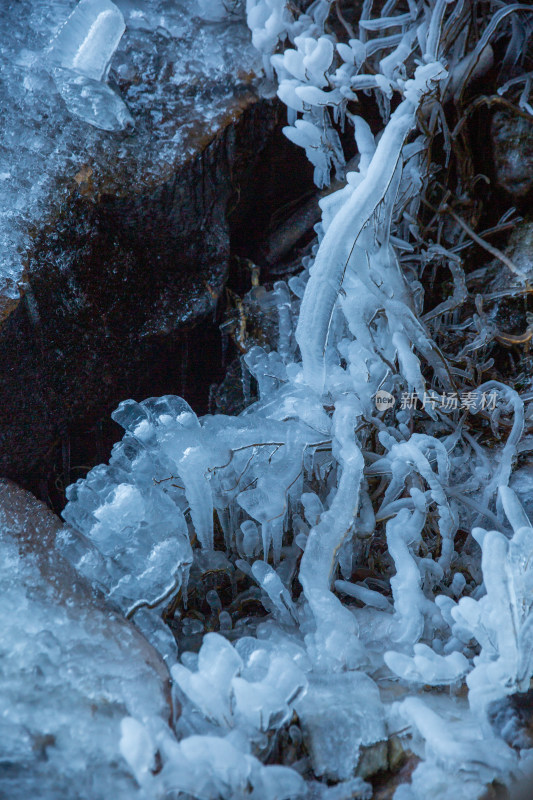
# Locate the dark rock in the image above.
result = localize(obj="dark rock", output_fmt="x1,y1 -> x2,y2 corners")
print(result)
371,750 -> 421,800
211,357 -> 252,416
0,5 -> 318,499
0,95 -> 283,483
0,1 -> 263,315
0,1 -> 317,498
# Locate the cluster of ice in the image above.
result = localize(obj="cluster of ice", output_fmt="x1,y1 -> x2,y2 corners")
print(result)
6,0 -> 532,797
0,0 -> 260,306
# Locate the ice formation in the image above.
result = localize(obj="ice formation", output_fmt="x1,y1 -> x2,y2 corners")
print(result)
46,0 -> 133,131
4,0 -> 533,798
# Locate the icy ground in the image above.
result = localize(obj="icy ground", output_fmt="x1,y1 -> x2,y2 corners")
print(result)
0,0 -> 260,305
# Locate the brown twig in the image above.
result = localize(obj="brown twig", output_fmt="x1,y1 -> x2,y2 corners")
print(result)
441,203 -> 527,281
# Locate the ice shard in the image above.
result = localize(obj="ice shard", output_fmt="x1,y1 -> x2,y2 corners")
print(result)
46,0 -> 131,130
47,0 -> 125,81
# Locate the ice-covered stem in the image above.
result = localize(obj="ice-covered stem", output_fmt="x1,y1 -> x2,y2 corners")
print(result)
244,0 -> 334,76
392,696 -> 518,796
295,64 -> 445,391
476,381 -> 524,512
378,434 -> 457,572
386,507 -> 444,646
462,491 -> 533,712
298,396 -> 366,669
54,3 -> 533,795
296,100 -> 411,390
299,397 -> 363,593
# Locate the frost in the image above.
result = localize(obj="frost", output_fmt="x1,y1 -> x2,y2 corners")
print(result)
0,481 -> 172,800
195,0 -> 244,22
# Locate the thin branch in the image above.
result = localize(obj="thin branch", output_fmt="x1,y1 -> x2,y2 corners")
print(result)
336,0 -> 355,38
441,203 -> 527,280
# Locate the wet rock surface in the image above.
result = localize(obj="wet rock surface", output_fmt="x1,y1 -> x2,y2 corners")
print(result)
0,0 -> 261,309
0,478 -> 172,799
0,2 -> 315,491
0,96 -> 279,482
